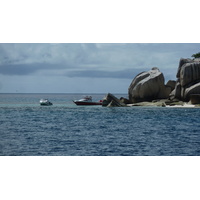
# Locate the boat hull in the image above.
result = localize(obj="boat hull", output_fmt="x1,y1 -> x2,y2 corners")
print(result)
73,101 -> 102,106
40,102 -> 53,106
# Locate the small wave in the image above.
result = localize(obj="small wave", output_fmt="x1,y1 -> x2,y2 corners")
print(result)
166,103 -> 195,108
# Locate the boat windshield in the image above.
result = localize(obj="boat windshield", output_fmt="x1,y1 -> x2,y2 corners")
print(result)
83,96 -> 92,101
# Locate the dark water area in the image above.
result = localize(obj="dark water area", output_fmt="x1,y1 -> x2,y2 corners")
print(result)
1,93 -> 200,156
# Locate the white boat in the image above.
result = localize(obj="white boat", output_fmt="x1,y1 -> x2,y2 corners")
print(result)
73,96 -> 102,106
40,99 -> 53,106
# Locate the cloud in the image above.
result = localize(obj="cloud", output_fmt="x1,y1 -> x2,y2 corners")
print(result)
0,43 -> 88,65
0,43 -> 199,93
65,68 -> 148,79
0,62 -> 75,76
0,43 -> 199,78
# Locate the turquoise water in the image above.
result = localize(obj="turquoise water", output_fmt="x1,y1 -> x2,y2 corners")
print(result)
1,93 -> 200,156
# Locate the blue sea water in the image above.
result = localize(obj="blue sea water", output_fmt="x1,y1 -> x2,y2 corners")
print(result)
1,93 -> 200,156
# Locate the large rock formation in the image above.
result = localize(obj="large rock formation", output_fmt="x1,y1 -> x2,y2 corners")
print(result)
128,67 -> 172,103
103,57 -> 200,106
170,58 -> 200,101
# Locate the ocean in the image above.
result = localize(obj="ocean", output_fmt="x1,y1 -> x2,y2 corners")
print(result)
1,93 -> 200,156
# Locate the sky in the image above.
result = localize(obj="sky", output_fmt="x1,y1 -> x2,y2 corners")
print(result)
0,43 -> 199,93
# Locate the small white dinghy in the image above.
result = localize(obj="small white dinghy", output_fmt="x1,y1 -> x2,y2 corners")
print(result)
40,99 -> 53,106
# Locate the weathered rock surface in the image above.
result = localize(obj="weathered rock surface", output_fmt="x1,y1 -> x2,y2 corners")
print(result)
102,93 -> 126,107
176,58 -> 193,78
180,62 -> 200,86
128,67 -> 172,103
170,58 -> 200,102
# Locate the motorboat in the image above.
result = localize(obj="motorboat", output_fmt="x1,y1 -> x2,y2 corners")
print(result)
40,99 -> 53,106
73,96 -> 102,106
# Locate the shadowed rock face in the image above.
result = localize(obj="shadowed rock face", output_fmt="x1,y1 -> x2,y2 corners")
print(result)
128,67 -> 171,103
184,82 -> 200,100
171,58 -> 200,101
180,62 -> 200,86
102,93 -> 126,107
190,94 -> 200,104
166,80 -> 176,90
176,58 -> 193,78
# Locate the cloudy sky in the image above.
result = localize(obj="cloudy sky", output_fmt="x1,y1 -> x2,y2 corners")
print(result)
0,43 -> 199,93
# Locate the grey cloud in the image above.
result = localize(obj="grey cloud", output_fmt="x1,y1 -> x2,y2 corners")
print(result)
65,66 -> 178,82
0,43 -> 199,78
65,68 -> 149,79
0,64 -> 38,75
0,63 -> 73,75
